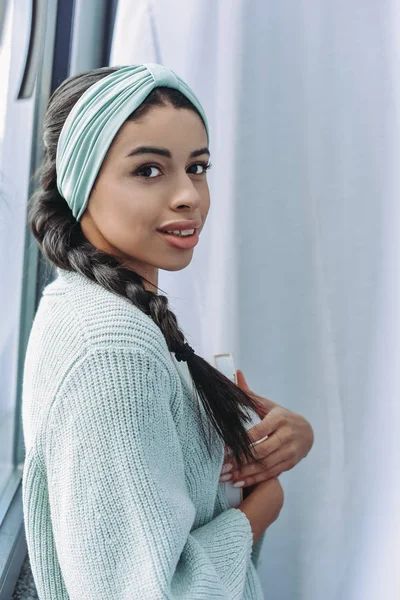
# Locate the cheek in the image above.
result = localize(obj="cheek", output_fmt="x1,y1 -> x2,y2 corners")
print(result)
92,180 -> 150,245
91,177 -> 132,214
202,189 -> 211,215
101,209 -> 146,251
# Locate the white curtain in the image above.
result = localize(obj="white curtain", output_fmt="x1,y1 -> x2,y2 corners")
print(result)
110,1 -> 400,598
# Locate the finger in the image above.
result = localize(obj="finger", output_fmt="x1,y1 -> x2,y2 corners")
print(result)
222,434 -> 282,474
246,412 -> 287,445
224,446 -> 232,460
246,431 -> 285,463
222,425 -> 289,473
262,460 -> 293,479
234,459 -> 293,487
246,421 -> 270,445
231,448 -> 287,481
249,420 -> 294,453
232,470 -> 275,488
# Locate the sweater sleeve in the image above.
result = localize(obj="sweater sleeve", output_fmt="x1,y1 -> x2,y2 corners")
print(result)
43,348 -> 256,600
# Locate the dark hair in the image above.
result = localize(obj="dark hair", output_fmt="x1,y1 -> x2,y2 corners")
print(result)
28,66 -> 264,469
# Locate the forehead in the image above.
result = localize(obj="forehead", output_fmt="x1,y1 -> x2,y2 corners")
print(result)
111,105 -> 208,154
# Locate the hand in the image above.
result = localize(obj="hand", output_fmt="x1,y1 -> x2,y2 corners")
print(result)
219,370 -> 314,488
238,477 -> 285,544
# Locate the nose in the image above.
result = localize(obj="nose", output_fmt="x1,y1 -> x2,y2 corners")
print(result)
170,174 -> 202,210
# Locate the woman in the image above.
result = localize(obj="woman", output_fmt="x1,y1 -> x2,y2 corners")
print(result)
22,64 -> 313,599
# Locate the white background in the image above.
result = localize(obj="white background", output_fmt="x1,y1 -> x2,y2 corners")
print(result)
111,1 -> 400,598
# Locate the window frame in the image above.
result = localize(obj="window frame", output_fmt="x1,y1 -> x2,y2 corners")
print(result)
0,0 -> 118,596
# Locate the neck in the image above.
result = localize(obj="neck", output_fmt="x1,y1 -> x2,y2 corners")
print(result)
142,269 -> 159,294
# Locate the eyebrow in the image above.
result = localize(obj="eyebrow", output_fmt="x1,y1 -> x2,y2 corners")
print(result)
125,146 -> 210,159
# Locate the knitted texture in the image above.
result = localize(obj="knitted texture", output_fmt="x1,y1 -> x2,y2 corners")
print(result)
21,269 -> 265,599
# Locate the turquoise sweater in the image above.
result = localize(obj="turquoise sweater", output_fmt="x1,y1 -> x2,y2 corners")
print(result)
21,269 -> 265,599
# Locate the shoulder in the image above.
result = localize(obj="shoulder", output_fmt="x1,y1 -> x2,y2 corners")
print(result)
37,268 -> 172,366
40,345 -> 183,481
24,270 -> 190,471
23,269 -> 178,424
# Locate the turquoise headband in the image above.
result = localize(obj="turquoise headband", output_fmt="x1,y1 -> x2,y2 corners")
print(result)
55,63 -> 210,221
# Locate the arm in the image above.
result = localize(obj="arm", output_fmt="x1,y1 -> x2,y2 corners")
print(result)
238,478 -> 284,545
43,348 -> 256,600
241,480 -> 284,568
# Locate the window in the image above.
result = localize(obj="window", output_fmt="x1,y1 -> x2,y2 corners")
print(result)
0,0 -> 18,513
0,1 -> 117,596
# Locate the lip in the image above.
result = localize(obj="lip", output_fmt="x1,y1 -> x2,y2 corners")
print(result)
158,229 -> 200,250
157,219 -> 202,232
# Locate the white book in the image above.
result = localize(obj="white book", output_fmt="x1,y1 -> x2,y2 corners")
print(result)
213,353 -> 266,508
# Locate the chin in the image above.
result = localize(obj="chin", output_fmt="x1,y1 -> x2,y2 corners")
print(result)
160,255 -> 194,272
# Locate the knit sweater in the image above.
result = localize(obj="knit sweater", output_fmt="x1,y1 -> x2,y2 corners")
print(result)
21,269 -> 265,600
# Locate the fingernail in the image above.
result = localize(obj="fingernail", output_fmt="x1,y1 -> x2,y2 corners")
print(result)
221,462 -> 233,474
233,480 -> 245,488
219,473 -> 233,482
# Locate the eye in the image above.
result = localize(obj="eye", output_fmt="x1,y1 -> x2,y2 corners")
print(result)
133,164 -> 162,178
132,161 -> 212,179
188,161 -> 213,175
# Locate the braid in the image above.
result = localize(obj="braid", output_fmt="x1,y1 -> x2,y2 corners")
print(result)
29,183 -> 189,355
28,67 -> 266,470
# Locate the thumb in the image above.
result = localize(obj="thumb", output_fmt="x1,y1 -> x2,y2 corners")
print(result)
237,369 -> 268,419
236,369 -> 251,392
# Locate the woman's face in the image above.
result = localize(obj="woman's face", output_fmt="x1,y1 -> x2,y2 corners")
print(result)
80,104 -> 211,290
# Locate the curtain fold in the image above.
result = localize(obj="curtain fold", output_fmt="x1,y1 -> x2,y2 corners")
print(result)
110,1 -> 400,598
